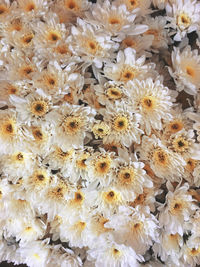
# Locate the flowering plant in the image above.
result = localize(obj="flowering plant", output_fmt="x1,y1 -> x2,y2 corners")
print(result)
0,0 -> 200,266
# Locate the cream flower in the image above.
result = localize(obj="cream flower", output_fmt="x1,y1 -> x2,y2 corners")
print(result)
128,78 -> 173,135
159,183 -> 197,236
104,48 -> 155,83
115,0 -> 152,16
170,46 -> 200,95
47,103 -> 95,150
69,18 -> 118,68
85,0 -> 148,40
166,0 -> 200,41
101,104 -> 143,147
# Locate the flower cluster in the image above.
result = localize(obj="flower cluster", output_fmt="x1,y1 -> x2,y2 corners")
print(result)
0,0 -> 200,266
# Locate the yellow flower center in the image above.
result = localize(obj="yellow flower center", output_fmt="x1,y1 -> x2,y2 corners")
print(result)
33,253 -> 41,260
141,96 -> 156,111
25,3 -> 36,12
55,147 -> 73,161
48,183 -> 67,200
1,119 -> 16,137
103,190 -> 121,204
177,12 -> 191,29
189,247 -> 200,256
64,0 -> 80,11
32,127 -> 46,143
94,156 -> 112,175
47,30 -> 61,42
118,166 -> 135,185
113,116 -> 129,132
121,37 -> 136,49
106,87 -> 122,100
131,221 -> 144,233
172,136 -> 189,153
92,122 -> 110,139
30,100 -> 49,117
185,158 -> 196,172
167,120 -> 183,134
0,5 -> 8,15
12,152 -> 25,163
153,149 -> 169,167
120,66 -> 136,82
21,33 -> 34,45
63,116 -> 83,135
55,44 -> 69,55
111,248 -> 122,258
76,153 -> 90,170
32,170 -> 49,187
71,191 -> 85,205
20,65 -> 34,77
7,84 -> 18,95
186,66 -> 195,78
170,199 -> 186,215
86,39 -> 102,55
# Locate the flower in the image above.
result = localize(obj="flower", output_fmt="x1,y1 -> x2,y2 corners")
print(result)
170,46 -> 200,95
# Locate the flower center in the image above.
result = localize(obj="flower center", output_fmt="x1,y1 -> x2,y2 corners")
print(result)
76,153 -> 89,170
63,116 -> 83,135
86,39 -> 101,55
20,66 -> 34,77
141,96 -> 156,111
30,100 -> 49,117
47,30 -> 61,42
153,149 -> 168,166
65,0 -> 79,11
186,66 -> 195,78
113,116 -> 129,132
185,158 -> 196,172
122,37 -> 136,48
118,166 -> 135,185
106,87 -> 122,100
177,13 -> 191,29
167,120 -> 183,134
25,3 -> 36,12
172,136 -> 189,153
95,156 -> 112,175
0,5 -> 8,15
92,122 -> 110,138
21,33 -> 34,45
120,66 -> 136,82
1,119 -> 16,137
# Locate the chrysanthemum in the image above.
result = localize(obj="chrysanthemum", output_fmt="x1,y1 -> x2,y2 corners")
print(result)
143,16 -> 169,50
87,238 -> 142,267
101,104 -> 143,147
86,150 -> 116,187
170,46 -> 200,95
166,0 -> 200,41
69,18 -> 118,68
138,135 -> 185,181
115,0 -> 152,16
85,0 -> 148,40
182,237 -> 200,267
113,149 -> 153,201
104,48 -> 155,83
106,206 -> 159,254
0,109 -> 26,154
159,183 -> 197,236
17,240 -> 50,267
10,89 -> 53,126
17,0 -> 48,18
127,78 -> 173,135
47,103 -> 95,150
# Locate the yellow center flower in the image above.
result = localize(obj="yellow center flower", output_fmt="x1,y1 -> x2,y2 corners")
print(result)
141,96 -> 157,111
113,116 -> 129,132
30,100 -> 49,117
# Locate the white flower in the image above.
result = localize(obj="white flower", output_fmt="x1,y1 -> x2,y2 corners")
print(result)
104,48 -> 155,83
47,103 -> 95,150
170,46 -> 200,95
87,237 -> 143,267
127,78 -> 173,135
85,0 -> 148,40
166,0 -> 200,41
115,0 -> 152,16
159,183 -> 197,236
69,18 -> 119,68
101,104 -> 143,147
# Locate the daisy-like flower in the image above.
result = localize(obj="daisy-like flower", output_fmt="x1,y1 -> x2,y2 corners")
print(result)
0,0 -> 16,22
128,78 -> 173,135
138,135 -> 185,181
48,103 -> 95,150
115,0 -> 152,16
113,148 -> 153,201
94,80 -> 129,107
159,183 -> 197,236
120,34 -> 153,57
69,18 -> 118,68
170,46 -> 200,95
17,0 -> 48,18
106,206 -> 159,254
101,104 -> 143,147
143,16 -> 169,50
87,237 -> 143,267
85,0 -> 148,40
17,239 -> 50,267
104,48 -> 155,83
182,237 -> 200,267
10,89 -> 53,126
0,150 -> 35,182
86,150 -> 116,187
166,0 -> 200,41
166,129 -> 200,160
153,231 -> 183,266
0,109 -> 26,154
